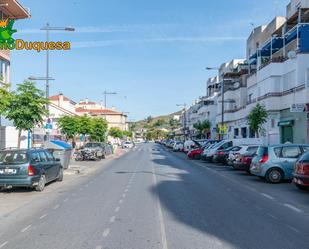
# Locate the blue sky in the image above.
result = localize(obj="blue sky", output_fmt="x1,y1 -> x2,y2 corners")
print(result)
12,0 -> 289,121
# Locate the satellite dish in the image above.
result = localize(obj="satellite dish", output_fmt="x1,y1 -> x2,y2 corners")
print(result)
288,50 -> 297,59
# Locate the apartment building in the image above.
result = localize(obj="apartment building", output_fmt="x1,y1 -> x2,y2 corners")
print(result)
181,0 -> 309,145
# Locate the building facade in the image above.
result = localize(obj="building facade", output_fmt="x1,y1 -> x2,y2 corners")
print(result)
181,0 -> 309,145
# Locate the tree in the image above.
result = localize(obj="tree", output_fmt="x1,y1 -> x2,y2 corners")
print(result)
146,116 -> 153,123
154,119 -> 165,127
90,117 -> 108,142
0,83 -> 11,115
57,115 -> 79,141
4,81 -> 48,148
193,120 -> 211,138
248,103 -> 268,138
109,127 -> 123,139
77,115 -> 93,137
122,130 -> 133,138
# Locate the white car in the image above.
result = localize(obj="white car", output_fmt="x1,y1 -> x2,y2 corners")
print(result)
183,140 -> 196,153
227,145 -> 259,165
173,142 -> 184,152
122,141 -> 134,149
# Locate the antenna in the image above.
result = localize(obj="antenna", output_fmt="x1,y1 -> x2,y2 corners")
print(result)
274,0 -> 280,16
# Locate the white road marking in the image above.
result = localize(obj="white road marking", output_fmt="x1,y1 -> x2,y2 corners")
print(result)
115,206 -> 120,213
0,241 -> 8,248
79,187 -> 83,191
266,213 -> 278,220
255,205 -> 263,211
102,228 -> 110,237
110,216 -> 116,223
95,246 -> 102,249
21,225 -> 32,233
53,204 -> 60,210
284,203 -> 303,213
124,189 -> 128,192
119,199 -> 123,204
122,193 -> 126,198
260,193 -> 275,200
39,214 -> 48,219
286,224 -> 300,233
152,163 -> 168,249
63,198 -> 69,202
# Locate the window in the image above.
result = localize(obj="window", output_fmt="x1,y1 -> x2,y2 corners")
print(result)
0,151 -> 28,164
281,146 -> 301,158
249,128 -> 255,138
248,94 -> 253,103
271,119 -> 275,129
30,152 -> 40,163
274,147 -> 282,157
241,127 -> 247,138
39,151 -> 48,162
45,151 -> 54,161
234,128 -> 239,137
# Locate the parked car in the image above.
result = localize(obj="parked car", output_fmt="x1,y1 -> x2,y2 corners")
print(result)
213,146 -> 242,164
187,146 -> 206,160
202,140 -> 233,162
250,144 -> 309,183
231,146 -> 259,171
184,140 -> 197,153
0,148 -> 63,192
83,142 -> 107,159
227,145 -> 258,166
173,142 -> 184,152
293,151 -> 309,190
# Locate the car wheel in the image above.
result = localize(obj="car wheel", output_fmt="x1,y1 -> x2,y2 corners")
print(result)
295,184 -> 308,190
266,168 -> 283,183
57,168 -> 63,182
36,175 -> 46,192
194,154 -> 201,160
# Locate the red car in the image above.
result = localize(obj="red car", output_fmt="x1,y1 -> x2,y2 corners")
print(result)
293,151 -> 309,190
187,147 -> 204,160
232,151 -> 257,173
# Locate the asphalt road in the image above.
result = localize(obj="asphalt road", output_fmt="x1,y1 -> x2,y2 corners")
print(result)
1,143 -> 309,249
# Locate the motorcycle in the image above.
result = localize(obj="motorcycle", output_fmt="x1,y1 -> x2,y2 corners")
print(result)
75,149 -> 100,161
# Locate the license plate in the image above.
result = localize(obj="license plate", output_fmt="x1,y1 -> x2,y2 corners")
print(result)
0,169 -> 17,174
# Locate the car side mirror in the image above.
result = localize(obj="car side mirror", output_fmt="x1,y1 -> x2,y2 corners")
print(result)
55,158 -> 61,162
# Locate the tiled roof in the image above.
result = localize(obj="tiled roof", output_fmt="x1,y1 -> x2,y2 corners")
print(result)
79,101 -> 96,105
75,108 -> 122,115
49,94 -> 74,103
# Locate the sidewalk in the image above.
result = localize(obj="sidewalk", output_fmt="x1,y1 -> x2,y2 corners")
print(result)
0,148 -> 129,222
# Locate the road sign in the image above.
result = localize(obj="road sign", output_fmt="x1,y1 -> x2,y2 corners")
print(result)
290,103 -> 306,113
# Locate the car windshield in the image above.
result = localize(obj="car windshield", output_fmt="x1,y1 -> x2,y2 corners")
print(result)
0,151 -> 28,165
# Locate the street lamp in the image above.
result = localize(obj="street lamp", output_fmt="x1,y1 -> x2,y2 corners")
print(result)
103,91 -> 117,108
177,103 -> 187,139
40,23 -> 75,112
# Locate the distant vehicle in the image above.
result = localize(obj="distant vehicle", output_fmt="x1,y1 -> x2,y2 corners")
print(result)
173,142 -> 184,152
293,151 -> 309,190
0,148 -> 63,192
184,140 -> 197,153
202,140 -> 233,162
83,142 -> 108,159
250,144 -> 309,183
187,146 -> 205,160
231,146 -> 259,171
227,145 -> 257,166
213,146 -> 242,164
122,141 -> 134,149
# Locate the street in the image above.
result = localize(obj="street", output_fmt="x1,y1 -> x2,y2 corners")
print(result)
1,143 -> 309,249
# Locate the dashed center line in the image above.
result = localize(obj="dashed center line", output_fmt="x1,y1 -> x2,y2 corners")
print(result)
284,203 -> 303,213
286,224 -> 300,233
110,216 -> 116,223
260,193 -> 275,200
53,204 -> 60,210
102,228 -> 110,237
21,225 -> 32,233
119,199 -> 123,204
63,198 -> 69,202
115,206 -> 120,213
122,193 -> 126,198
39,214 -> 48,219
0,241 -> 8,248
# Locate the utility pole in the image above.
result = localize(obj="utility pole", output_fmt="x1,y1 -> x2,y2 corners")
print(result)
177,103 -> 187,139
103,91 -> 117,108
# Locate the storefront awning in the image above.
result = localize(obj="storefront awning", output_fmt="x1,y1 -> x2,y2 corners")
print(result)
278,120 -> 294,127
